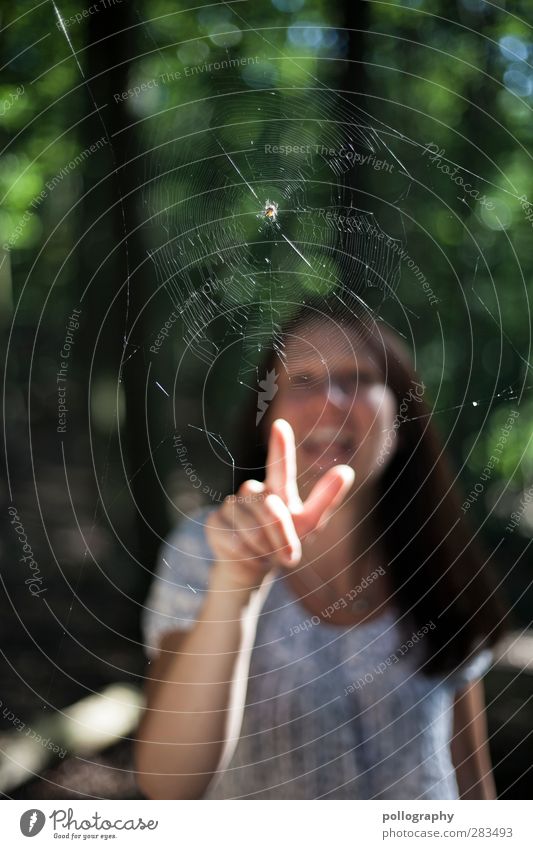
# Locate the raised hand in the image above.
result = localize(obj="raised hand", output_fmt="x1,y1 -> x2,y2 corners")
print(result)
264,418 -> 355,539
205,419 -> 355,594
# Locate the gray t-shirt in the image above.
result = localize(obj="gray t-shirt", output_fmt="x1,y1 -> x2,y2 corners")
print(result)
141,508 -> 493,800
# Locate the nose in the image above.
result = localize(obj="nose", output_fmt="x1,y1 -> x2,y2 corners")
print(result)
326,380 -> 352,410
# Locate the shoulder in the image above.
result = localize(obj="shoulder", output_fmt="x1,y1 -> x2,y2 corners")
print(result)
140,506 -> 218,659
445,646 -> 494,692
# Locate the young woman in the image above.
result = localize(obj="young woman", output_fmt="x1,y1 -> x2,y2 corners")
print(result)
135,298 -> 508,800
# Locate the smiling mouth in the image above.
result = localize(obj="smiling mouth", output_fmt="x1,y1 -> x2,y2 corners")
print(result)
301,427 -> 355,461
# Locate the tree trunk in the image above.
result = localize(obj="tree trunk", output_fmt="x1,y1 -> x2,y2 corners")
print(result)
84,2 -> 169,576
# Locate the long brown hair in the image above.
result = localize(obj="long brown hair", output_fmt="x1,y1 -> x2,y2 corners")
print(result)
232,296 -> 510,676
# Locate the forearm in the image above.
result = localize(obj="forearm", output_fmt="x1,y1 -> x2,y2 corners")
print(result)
454,745 -> 497,799
136,573 -> 253,799
456,767 -> 497,800
451,680 -> 497,800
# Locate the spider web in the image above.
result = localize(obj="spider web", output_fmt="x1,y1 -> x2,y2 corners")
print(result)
8,2 -> 531,791
144,85 -> 407,378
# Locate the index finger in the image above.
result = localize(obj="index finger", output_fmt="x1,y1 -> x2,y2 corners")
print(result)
264,419 -> 303,514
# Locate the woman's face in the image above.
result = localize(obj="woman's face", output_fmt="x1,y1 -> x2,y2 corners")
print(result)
266,320 -> 398,493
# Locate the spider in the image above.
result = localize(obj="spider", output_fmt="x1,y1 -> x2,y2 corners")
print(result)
261,200 -> 278,222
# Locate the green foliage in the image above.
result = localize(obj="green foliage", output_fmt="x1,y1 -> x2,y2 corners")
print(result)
2,0 -> 532,539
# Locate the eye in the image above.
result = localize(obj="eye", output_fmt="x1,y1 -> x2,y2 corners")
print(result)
355,373 -> 374,385
288,373 -> 328,393
334,373 -> 376,396
290,373 -> 312,387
